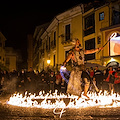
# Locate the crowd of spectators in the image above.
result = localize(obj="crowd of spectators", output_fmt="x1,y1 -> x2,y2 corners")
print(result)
0,67 -> 66,95
89,65 -> 120,95
0,65 -> 120,96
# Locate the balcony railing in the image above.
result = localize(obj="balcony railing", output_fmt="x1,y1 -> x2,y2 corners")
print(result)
40,49 -> 44,56
46,45 -> 50,53
84,26 -> 95,36
51,41 -> 56,49
60,34 -> 72,45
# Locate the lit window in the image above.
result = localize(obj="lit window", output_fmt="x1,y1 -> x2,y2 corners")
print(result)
99,12 -> 104,21
54,31 -> 56,46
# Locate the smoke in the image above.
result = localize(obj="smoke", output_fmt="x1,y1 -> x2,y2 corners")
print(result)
2,77 -> 17,94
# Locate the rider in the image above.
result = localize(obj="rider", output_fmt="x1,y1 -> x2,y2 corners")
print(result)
63,38 -> 102,99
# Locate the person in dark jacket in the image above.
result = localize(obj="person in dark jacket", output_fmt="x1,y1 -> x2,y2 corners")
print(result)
49,71 -> 55,93
93,66 -> 103,90
26,67 -> 36,94
35,70 -> 42,94
17,69 -> 27,94
55,71 -> 62,93
102,69 -> 109,93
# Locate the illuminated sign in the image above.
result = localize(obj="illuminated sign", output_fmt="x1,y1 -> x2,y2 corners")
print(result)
110,33 -> 120,56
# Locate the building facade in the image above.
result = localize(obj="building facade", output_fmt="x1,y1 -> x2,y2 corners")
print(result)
32,23 -> 50,71
5,47 -> 17,71
0,32 -> 6,66
27,34 -> 34,71
32,0 -> 120,72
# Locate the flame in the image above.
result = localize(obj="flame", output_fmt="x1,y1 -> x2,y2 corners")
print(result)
7,90 -> 120,109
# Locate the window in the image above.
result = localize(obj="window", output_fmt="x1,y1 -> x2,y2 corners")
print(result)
49,37 -> 50,50
53,55 -> 55,67
85,14 -> 94,29
84,13 -> 95,36
65,24 -> 70,41
54,31 -> 56,46
42,43 -> 45,54
99,12 -> 104,21
112,10 -> 120,25
39,39 -> 42,47
46,40 -> 48,51
6,58 -> 10,65
85,38 -> 95,61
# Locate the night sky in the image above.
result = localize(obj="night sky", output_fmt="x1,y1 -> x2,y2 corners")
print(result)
0,0 -> 94,63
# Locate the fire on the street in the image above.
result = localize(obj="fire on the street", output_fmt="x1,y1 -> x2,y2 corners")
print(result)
7,90 -> 120,109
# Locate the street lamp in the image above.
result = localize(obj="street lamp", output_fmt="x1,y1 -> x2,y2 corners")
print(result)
47,60 -> 51,65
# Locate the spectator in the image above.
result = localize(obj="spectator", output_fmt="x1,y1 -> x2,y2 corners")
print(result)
49,71 -> 55,92
90,67 -> 94,80
114,69 -> 120,94
26,67 -> 36,93
39,70 -> 49,93
17,69 -> 27,94
8,70 -> 18,94
102,69 -> 109,92
86,68 -> 90,75
106,66 -> 115,94
55,71 -> 62,93
35,70 -> 42,93
61,78 -> 67,93
93,66 -> 103,90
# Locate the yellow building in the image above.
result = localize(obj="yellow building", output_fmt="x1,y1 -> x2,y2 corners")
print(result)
33,0 -> 120,71
100,0 -> 120,67
5,47 -> 17,71
39,5 -> 84,71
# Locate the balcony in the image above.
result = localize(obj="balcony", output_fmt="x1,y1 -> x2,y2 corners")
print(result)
46,45 -> 50,53
84,26 -> 95,36
60,34 -> 72,45
40,49 -> 44,56
51,41 -> 56,49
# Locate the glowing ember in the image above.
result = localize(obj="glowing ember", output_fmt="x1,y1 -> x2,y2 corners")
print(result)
7,90 -> 120,109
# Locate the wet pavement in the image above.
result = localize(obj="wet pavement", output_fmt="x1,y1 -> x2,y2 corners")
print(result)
1,94 -> 120,120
